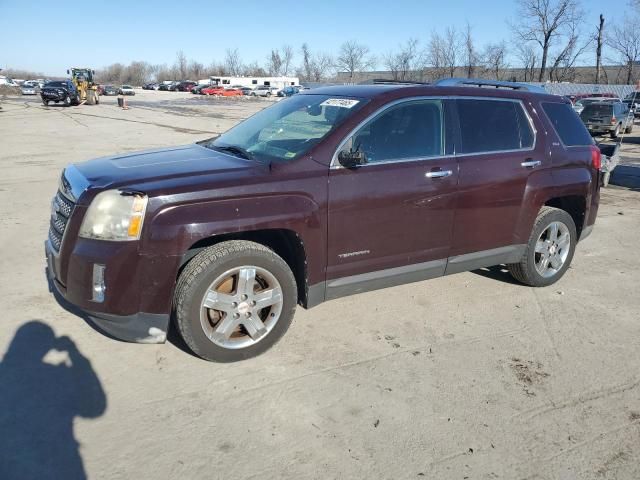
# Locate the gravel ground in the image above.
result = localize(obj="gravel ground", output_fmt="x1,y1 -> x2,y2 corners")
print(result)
1,90 -> 639,480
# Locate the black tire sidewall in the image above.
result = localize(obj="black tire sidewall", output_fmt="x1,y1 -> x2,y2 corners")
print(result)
524,209 -> 577,287
177,248 -> 297,362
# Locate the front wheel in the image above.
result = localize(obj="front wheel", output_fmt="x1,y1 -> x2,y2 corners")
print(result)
63,95 -> 71,107
174,240 -> 297,362
508,206 -> 576,287
42,99 -> 49,106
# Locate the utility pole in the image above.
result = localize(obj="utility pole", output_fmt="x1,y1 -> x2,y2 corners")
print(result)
596,14 -> 605,84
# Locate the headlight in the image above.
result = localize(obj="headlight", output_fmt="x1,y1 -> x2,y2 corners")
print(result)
79,190 -> 148,241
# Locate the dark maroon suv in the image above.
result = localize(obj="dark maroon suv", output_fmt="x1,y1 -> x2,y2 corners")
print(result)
46,79 -> 602,362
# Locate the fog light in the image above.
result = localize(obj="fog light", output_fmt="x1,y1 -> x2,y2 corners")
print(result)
92,264 -> 106,302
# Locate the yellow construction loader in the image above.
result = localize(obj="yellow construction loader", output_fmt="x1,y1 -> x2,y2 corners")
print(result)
67,67 -> 100,105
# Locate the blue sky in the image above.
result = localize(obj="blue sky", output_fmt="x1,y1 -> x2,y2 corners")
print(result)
0,0 -> 629,76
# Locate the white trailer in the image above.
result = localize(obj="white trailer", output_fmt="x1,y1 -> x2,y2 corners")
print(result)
208,76 -> 299,90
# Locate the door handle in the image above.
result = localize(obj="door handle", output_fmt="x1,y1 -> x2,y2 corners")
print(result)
425,170 -> 453,179
521,160 -> 541,168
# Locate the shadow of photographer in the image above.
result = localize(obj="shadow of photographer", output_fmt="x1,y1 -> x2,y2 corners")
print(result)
0,320 -> 106,480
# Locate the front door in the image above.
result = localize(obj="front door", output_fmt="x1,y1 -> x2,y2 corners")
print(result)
326,98 -> 458,299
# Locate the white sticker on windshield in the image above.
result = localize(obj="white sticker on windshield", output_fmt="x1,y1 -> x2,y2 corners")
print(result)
320,98 -> 360,108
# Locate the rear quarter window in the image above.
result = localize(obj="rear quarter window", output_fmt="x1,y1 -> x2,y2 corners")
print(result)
542,102 -> 593,147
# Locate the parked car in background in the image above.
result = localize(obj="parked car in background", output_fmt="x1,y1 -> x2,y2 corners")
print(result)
191,84 -> 209,94
201,86 -> 243,96
580,101 -> 633,138
119,85 -> 135,96
573,96 -> 621,115
251,85 -> 280,97
623,91 -> 640,117
40,80 -> 78,106
21,83 -> 38,95
158,81 -> 176,91
175,81 -> 197,92
101,85 -> 119,96
240,87 -> 254,95
45,80 -> 603,362
277,86 -> 300,97
143,82 -> 159,90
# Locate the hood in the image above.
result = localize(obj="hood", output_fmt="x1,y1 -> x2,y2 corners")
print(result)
73,144 -> 261,191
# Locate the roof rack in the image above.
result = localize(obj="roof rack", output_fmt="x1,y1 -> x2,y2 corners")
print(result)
369,79 -> 430,86
434,78 -> 547,94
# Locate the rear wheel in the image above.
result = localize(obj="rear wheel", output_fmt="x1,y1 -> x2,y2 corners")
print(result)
63,95 -> 71,107
508,207 -> 577,287
611,124 -> 620,139
174,240 -> 297,362
625,122 -> 633,134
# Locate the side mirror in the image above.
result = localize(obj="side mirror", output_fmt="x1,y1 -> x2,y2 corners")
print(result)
338,149 -> 367,168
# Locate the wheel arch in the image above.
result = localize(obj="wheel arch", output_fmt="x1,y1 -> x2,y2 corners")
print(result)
544,195 -> 587,239
179,229 -> 310,308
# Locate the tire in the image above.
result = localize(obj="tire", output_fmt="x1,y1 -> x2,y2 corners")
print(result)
610,124 -> 620,139
174,240 -> 297,362
508,206 -> 577,287
42,99 -> 49,106
266,92 -> 271,97
625,122 -> 633,134
63,95 -> 71,107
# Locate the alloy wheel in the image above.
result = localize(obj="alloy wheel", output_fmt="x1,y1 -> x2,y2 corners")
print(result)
534,221 -> 571,278
199,266 -> 283,349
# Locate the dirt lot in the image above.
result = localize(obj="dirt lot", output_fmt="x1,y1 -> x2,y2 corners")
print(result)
1,90 -> 640,480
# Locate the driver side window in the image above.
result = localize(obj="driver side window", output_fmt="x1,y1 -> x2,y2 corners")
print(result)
351,99 -> 444,163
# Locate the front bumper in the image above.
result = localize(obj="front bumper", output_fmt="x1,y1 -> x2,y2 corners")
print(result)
45,239 -> 174,344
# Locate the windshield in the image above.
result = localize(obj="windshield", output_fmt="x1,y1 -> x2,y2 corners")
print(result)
203,94 -> 366,163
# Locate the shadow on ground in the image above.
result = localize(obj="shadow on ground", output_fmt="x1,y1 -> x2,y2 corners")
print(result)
0,321 -> 106,480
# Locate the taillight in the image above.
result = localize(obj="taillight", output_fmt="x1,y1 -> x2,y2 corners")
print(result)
590,145 -> 602,170
611,117 -> 617,125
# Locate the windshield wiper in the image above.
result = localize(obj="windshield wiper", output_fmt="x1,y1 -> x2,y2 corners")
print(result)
211,144 -> 254,160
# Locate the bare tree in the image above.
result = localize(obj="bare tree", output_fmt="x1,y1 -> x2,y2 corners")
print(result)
301,43 -> 313,81
243,61 -> 268,77
267,49 -> 283,76
443,27 -> 461,77
462,22 -> 479,78
224,48 -> 243,76
595,14 -> 605,84
482,42 -> 509,80
547,20 -> 591,81
336,40 -> 375,81
515,43 -> 538,81
511,0 -> 583,81
606,18 -> 640,84
310,53 -> 334,81
175,51 -> 188,80
281,45 -> 294,76
383,38 -> 421,81
426,31 -> 447,80
189,61 -> 205,80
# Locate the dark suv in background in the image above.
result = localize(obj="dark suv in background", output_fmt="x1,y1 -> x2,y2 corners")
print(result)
46,79 -> 602,362
580,101 -> 634,138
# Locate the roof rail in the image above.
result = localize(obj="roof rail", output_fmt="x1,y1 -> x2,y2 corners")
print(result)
434,78 -> 547,94
368,79 -> 430,86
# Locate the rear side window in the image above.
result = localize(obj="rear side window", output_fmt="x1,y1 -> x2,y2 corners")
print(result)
456,99 -> 534,154
542,102 -> 593,146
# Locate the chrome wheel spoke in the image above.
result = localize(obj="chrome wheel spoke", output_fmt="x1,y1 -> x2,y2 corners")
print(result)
539,255 -> 550,272
213,314 -> 241,340
237,268 -> 256,296
557,232 -> 570,250
547,222 -> 559,242
254,287 -> 283,310
535,240 -> 547,253
550,254 -> 562,269
242,316 -> 267,340
203,290 -> 236,313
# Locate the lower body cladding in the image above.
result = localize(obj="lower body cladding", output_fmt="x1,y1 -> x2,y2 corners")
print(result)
45,239 -> 179,344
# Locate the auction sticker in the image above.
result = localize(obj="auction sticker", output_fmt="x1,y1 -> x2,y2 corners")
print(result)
320,98 -> 360,108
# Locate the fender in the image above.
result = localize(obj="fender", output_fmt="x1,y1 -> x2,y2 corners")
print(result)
141,192 -> 326,285
516,165 -> 592,242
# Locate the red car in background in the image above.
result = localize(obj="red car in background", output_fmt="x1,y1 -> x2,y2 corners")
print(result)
201,86 -> 243,96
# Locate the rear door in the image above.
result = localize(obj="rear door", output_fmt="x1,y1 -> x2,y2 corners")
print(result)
326,98 -> 458,297
447,97 -> 544,270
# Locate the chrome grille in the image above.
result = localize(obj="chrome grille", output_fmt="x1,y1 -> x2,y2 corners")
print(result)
48,190 -> 75,252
